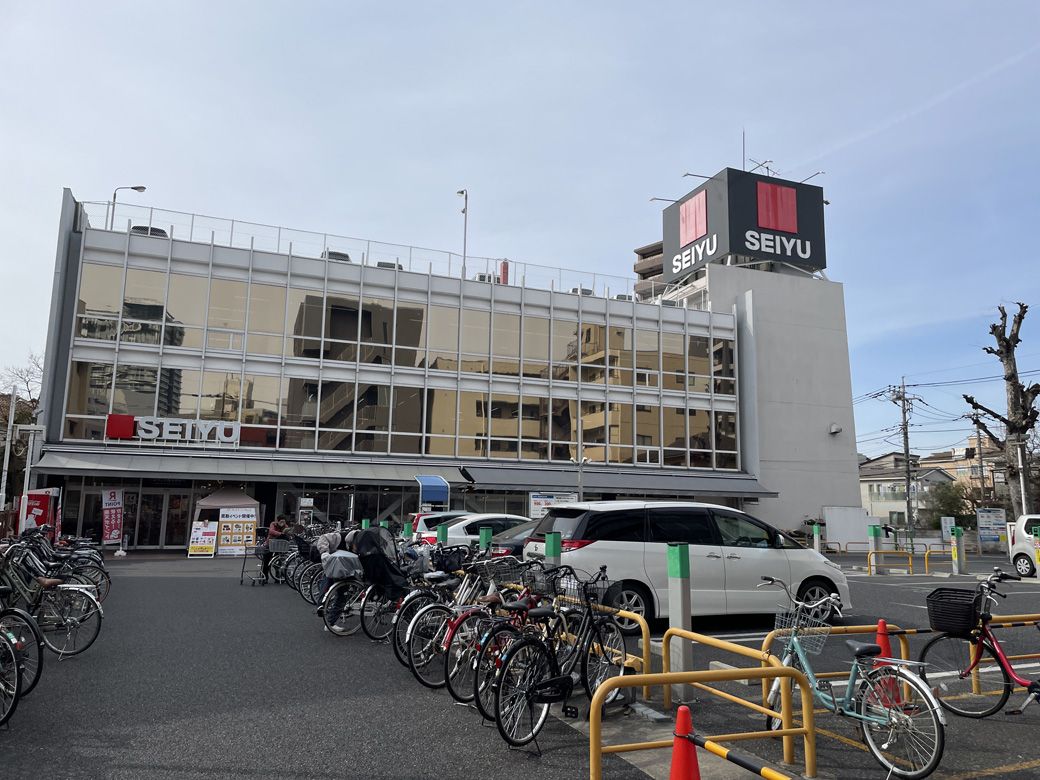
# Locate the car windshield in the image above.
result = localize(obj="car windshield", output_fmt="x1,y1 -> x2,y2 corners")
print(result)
492,519 -> 539,541
533,507 -> 587,539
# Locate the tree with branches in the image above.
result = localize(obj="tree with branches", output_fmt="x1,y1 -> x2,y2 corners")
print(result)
964,303 -> 1039,519
1,351 -> 43,412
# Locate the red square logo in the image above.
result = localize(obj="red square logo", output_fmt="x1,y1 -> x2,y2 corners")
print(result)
757,182 -> 798,233
105,414 -> 136,439
679,190 -> 707,247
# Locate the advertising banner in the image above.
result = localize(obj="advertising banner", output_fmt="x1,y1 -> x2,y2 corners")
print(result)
529,492 -> 579,520
216,507 -> 257,556
187,520 -> 219,558
101,488 -> 124,545
976,507 -> 1007,553
20,488 -> 59,539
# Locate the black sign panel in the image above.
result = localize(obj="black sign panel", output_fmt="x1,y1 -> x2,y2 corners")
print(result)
661,168 -> 826,286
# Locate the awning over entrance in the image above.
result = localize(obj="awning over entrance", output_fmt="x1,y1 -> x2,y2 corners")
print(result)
34,451 -> 467,487
415,475 -> 450,504
458,465 -> 777,498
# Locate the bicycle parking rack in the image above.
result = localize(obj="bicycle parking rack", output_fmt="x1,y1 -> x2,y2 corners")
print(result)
588,667 -> 810,780
843,541 -> 871,553
659,628 -> 817,775
821,542 -> 842,555
866,550 -> 913,575
924,548 -> 952,574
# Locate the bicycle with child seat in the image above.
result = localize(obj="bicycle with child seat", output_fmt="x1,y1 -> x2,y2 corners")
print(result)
762,576 -> 945,780
918,567 -> 1040,718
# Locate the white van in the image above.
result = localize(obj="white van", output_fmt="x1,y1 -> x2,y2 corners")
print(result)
1009,515 -> 1040,577
523,500 -> 851,628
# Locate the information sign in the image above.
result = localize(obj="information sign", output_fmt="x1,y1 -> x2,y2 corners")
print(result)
102,489 -> 124,545
529,492 -> 579,520
187,520 -> 219,558
216,507 -> 258,556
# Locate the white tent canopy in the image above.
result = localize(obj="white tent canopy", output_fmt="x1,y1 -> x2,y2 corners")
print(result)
193,488 -> 261,522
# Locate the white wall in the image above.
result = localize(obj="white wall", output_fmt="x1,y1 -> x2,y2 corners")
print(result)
704,265 -> 861,530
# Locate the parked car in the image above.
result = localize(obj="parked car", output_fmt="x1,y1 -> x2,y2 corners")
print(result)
410,511 -> 472,539
489,519 -> 540,558
1009,515 -> 1040,577
523,501 -> 851,631
437,513 -> 531,546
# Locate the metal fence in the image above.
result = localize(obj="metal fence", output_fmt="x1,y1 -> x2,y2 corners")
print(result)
80,200 -> 694,305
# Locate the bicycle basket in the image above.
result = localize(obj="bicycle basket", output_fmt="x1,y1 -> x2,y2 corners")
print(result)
774,609 -> 830,656
432,546 -> 468,573
926,588 -> 979,637
521,567 -> 554,597
268,538 -> 294,554
555,571 -> 616,611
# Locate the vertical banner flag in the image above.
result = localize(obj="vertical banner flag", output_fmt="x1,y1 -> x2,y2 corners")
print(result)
102,488 -> 124,545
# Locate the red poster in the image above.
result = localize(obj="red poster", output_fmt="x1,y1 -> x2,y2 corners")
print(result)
102,488 -> 124,545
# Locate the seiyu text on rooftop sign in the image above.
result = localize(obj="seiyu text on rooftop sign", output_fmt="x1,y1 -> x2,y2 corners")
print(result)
661,167 -> 827,285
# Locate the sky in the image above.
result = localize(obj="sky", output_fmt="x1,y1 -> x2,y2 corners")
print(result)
1,1 -> 1038,458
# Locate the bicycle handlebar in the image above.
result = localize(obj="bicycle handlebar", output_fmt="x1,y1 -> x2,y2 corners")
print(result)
758,575 -> 843,616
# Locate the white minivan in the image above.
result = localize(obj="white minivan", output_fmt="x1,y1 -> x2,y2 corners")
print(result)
1009,515 -> 1040,577
523,501 -> 851,627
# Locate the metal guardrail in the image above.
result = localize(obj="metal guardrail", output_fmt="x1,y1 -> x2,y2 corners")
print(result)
866,550 -> 913,575
661,628 -> 816,774
844,541 -> 870,553
80,200 -> 698,305
588,668 -> 808,780
924,548 -> 954,574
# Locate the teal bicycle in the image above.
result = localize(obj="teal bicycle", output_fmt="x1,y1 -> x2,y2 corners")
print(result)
761,576 -> 946,779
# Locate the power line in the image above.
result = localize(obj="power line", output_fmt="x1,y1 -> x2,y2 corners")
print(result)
906,368 -> 1040,389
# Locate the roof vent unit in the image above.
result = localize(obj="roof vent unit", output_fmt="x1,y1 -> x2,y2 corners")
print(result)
570,286 -> 594,296
613,293 -> 633,301
474,272 -> 501,284
376,261 -> 403,270
660,299 -> 678,307
321,249 -> 352,262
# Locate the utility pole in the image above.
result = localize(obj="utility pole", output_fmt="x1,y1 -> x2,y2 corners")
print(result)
973,416 -> 987,507
0,387 -> 15,511
889,379 -> 917,554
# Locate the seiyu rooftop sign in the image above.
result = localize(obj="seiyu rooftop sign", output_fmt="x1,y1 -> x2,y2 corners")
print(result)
105,414 -> 240,444
661,167 -> 827,285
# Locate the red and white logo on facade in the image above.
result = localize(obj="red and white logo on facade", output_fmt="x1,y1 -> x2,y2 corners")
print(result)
104,414 -> 240,443
757,181 -> 798,233
679,190 -> 707,247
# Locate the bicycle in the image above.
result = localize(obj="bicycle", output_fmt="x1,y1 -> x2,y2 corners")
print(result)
918,567 -> 1040,718
761,576 -> 945,780
493,566 -> 628,748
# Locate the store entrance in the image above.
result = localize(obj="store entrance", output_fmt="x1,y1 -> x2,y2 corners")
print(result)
133,491 -> 192,548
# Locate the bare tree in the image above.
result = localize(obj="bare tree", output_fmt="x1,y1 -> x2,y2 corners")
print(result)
1,351 -> 44,412
964,303 -> 1039,518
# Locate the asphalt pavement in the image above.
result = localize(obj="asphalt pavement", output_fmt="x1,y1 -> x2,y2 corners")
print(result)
7,554 -> 1040,779
1,556 -> 646,780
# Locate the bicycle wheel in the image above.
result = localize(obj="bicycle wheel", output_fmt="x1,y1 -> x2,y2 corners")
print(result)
474,623 -> 521,721
858,665 -> 945,780
322,580 -> 365,636
764,651 -> 801,731
0,609 -> 44,697
299,565 -> 321,605
393,593 -> 435,667
285,558 -> 303,590
360,587 -> 398,642
407,603 -> 453,688
307,570 -> 328,605
445,611 -> 489,703
918,633 -> 1010,718
0,634 -> 20,727
495,638 -> 553,746
73,565 -> 111,603
269,555 -> 288,584
36,589 -> 103,657
581,618 -> 628,703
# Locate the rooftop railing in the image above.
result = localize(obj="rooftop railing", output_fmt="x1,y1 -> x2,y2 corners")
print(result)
79,200 -> 694,306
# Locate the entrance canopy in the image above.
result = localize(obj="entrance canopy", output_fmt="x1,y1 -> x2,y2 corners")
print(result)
415,474 -> 450,505
196,487 -> 260,510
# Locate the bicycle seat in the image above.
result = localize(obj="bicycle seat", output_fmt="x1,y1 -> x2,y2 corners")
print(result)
501,600 -> 530,612
437,578 -> 461,591
527,606 -> 555,620
423,571 -> 450,583
846,640 -> 882,658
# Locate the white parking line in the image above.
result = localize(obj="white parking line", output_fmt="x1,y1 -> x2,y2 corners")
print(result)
894,603 -> 928,610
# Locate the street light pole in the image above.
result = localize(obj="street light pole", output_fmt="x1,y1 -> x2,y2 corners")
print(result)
457,189 -> 468,272
0,386 -> 16,511
571,452 -> 590,502
109,185 -> 147,230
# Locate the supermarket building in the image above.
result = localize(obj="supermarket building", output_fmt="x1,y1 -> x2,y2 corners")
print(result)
35,177 -> 860,548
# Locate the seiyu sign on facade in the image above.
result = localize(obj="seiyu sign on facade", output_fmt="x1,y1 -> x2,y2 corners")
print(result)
105,414 -> 240,444
661,167 -> 827,285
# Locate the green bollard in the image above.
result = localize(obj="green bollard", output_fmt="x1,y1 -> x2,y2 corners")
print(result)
403,521 -> 413,539
379,519 -> 389,529
479,526 -> 493,551
545,531 -> 562,567
361,518 -> 371,529
951,526 -> 965,575
437,522 -> 448,544
812,523 -> 822,553
667,543 -> 692,701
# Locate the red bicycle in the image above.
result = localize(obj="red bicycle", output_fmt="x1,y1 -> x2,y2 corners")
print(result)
919,567 -> 1040,718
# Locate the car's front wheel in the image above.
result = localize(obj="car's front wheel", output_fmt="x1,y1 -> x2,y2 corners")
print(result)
608,582 -> 653,635
796,579 -> 839,623
1014,554 -> 1036,578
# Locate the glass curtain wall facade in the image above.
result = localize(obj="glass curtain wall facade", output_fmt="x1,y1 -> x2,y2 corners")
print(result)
62,229 -> 739,469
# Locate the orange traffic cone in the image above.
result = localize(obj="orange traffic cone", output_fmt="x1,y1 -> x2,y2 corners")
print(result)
669,705 -> 701,780
874,619 -> 900,705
